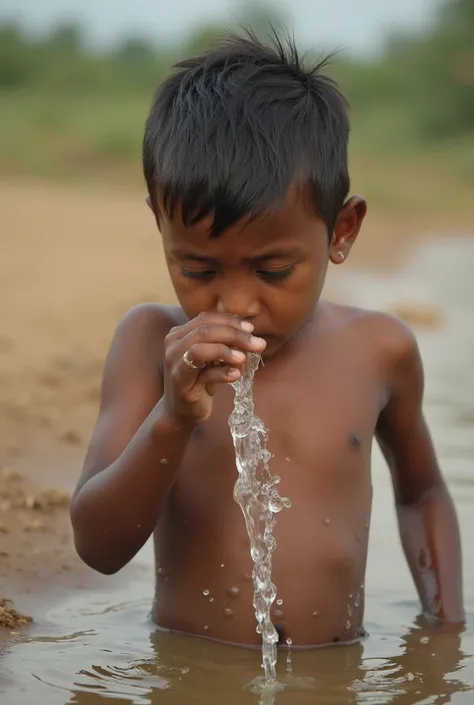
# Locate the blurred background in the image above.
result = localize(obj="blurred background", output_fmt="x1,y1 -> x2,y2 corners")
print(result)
1,0 -> 473,207
2,5 -> 474,690
0,0 -> 473,485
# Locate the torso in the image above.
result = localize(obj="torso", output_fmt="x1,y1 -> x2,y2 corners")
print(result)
152,302 -> 389,647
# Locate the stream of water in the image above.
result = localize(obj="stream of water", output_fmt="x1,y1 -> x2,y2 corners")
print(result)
229,352 -> 291,690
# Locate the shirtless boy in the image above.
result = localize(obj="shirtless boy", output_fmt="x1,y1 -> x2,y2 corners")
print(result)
70,30 -> 464,647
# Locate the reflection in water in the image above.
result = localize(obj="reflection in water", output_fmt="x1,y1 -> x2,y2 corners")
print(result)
356,622 -> 469,705
26,618 -> 471,705
2,238 -> 474,705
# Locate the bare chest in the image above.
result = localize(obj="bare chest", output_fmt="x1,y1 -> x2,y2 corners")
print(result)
171,351 -> 383,522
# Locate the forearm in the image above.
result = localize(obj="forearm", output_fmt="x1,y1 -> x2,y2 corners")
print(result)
397,483 -> 464,624
70,401 -> 193,574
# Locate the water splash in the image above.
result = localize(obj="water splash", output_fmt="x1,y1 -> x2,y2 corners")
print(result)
229,352 -> 291,686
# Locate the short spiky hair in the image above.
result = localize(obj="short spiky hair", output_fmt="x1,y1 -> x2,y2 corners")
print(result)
143,29 -> 350,237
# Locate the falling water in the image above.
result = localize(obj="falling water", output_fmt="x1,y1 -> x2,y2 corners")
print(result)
229,352 -> 291,686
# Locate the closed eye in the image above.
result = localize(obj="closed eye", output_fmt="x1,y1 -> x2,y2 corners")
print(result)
180,269 -> 216,281
257,266 -> 295,283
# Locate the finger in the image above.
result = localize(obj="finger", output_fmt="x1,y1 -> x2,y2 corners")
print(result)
183,324 -> 266,355
173,346 -> 245,392
199,364 -> 242,395
179,343 -> 246,371
168,312 -> 254,341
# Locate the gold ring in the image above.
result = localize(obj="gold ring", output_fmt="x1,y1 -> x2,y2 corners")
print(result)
183,350 -> 201,370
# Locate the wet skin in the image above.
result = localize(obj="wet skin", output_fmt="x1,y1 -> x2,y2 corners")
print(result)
71,190 -> 464,647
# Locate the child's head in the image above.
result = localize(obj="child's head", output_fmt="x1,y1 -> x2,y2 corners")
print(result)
144,29 -> 366,355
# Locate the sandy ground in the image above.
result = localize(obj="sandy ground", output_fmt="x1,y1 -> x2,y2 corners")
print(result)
0,176 -> 471,632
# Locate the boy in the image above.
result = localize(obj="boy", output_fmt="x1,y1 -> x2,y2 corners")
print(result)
70,30 -> 464,647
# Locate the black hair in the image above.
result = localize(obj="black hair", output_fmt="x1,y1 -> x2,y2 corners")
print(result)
143,28 -> 350,237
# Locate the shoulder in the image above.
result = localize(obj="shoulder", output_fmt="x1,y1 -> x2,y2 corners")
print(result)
325,301 -> 419,361
109,302 -> 188,360
324,302 -> 423,395
113,302 -> 186,339
100,303 -> 187,393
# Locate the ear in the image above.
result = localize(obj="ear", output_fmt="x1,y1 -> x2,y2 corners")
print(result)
329,195 -> 367,265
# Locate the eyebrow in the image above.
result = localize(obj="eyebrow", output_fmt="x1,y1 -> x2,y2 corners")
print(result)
172,248 -> 304,264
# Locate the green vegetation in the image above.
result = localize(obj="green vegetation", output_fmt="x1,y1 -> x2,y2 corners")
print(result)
0,0 -> 472,213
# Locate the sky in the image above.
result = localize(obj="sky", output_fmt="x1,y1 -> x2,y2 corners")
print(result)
0,0 -> 441,56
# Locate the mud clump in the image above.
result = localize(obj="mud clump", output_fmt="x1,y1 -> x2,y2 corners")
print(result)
24,488 -> 70,511
0,598 -> 32,629
1,468 -> 70,512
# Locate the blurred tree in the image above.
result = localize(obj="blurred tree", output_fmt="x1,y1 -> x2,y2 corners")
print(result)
0,22 -> 33,86
411,0 -> 474,138
236,0 -> 288,40
181,0 -> 288,56
46,23 -> 84,52
115,37 -> 156,64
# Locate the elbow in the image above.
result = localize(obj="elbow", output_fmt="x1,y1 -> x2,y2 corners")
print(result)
72,531 -> 125,576
396,478 -> 449,509
69,500 -> 125,576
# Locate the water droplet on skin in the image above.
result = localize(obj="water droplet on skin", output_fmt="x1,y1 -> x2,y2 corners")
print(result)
209,597 -> 214,603
228,587 -> 240,598
312,611 -> 319,618
356,533 -> 361,542
347,606 -> 353,617
203,589 -> 210,596
286,638 -> 292,646
406,672 -> 415,682
275,609 -> 284,618
220,564 -> 224,568
324,518 -> 330,525
345,620 -> 351,631
420,636 -> 429,645
276,599 -> 283,606
224,608 -> 234,618
204,625 -> 209,631
256,625 -> 262,634
285,457 -> 290,462
156,567 -> 166,576
159,458 -> 168,464
349,594 -> 353,599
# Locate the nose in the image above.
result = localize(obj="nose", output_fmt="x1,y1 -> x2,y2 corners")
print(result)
216,283 -> 260,321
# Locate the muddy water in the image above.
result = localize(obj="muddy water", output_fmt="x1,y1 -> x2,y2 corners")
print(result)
2,237 -> 474,704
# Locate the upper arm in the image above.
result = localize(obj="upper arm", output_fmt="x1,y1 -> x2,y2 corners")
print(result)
72,303 -> 172,498
375,315 -> 443,505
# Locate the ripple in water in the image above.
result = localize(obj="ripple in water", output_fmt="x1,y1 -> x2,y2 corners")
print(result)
229,352 -> 291,687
